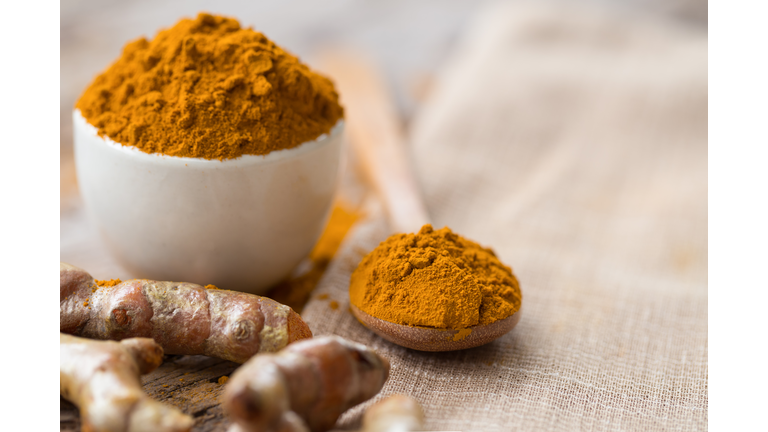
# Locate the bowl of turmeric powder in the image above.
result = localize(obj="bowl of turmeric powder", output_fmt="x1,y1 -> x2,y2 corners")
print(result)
73,13 -> 345,295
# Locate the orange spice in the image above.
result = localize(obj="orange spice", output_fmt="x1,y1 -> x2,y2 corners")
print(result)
76,13 -> 343,160
269,204 -> 359,312
350,224 -> 521,330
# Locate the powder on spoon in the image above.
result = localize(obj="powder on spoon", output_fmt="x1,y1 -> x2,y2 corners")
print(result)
350,224 -> 522,330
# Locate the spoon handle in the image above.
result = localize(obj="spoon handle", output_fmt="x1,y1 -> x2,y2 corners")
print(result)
316,50 -> 430,234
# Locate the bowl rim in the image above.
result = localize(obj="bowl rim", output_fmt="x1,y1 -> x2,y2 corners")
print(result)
73,109 -> 345,167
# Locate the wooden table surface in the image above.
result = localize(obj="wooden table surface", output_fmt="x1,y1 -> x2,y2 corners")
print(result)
59,1 -> 705,430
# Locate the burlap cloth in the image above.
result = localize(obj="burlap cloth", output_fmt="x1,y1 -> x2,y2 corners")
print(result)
303,3 -> 707,431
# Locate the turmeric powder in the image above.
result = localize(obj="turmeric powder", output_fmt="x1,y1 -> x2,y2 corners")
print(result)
95,278 -> 122,287
350,224 -> 521,330
76,13 -> 343,160
270,204 -> 359,312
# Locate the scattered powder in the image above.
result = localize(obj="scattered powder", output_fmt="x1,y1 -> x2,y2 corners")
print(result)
270,204 -> 359,312
95,278 -> 122,287
452,328 -> 472,341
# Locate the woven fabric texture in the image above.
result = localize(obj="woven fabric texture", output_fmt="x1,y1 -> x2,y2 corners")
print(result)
302,3 -> 707,431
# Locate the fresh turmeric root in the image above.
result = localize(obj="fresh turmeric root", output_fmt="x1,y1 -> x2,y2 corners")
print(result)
60,262 -> 313,363
223,336 -> 390,432
362,395 -> 424,432
60,333 -> 194,432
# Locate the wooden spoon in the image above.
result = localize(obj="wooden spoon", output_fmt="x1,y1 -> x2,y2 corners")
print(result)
315,49 -> 521,351
351,305 -> 522,352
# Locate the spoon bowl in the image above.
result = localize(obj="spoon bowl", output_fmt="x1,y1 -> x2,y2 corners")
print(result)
350,304 -> 522,352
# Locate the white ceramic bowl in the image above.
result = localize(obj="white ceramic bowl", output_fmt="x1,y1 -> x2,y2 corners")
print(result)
73,110 -> 343,295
